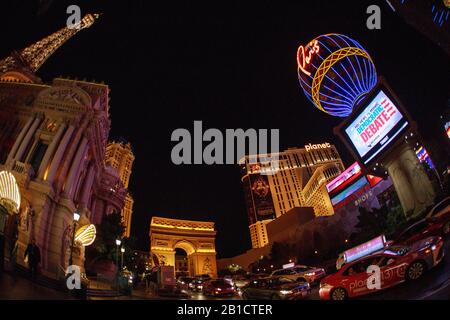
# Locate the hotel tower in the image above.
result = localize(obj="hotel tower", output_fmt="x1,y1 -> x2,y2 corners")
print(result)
240,143 -> 345,248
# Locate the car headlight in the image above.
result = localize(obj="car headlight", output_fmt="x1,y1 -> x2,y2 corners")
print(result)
198,285 -> 203,290
280,290 -> 293,295
431,245 -> 436,251
217,288 -> 222,291
305,272 -> 315,277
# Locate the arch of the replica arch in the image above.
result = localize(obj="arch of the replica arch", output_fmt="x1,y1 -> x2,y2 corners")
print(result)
149,217 -> 217,278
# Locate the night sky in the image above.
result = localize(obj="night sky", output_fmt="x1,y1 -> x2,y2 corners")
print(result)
1,1 -> 448,258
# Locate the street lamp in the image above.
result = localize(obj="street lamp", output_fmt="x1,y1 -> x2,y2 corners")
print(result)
120,247 -> 125,270
115,239 -> 121,270
115,239 -> 121,294
69,211 -> 81,267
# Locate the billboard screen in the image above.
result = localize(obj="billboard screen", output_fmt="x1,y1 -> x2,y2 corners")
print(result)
343,89 -> 409,165
326,162 -> 362,194
331,176 -> 369,207
245,174 -> 276,224
344,235 -> 386,263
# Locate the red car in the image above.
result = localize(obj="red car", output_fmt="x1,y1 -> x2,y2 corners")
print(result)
392,198 -> 450,246
319,236 -> 444,300
202,279 -> 236,297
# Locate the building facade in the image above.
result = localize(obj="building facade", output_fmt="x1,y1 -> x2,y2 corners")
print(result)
0,14 -> 127,279
105,141 -> 135,237
240,143 -> 344,248
149,216 -> 217,278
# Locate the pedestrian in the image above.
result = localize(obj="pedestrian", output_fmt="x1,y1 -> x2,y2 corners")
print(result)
24,238 -> 41,282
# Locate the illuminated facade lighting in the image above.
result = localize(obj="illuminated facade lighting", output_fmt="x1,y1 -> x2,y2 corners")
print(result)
74,224 -> 97,246
0,170 -> 21,212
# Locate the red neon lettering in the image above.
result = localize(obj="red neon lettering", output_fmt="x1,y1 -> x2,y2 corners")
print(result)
297,40 -> 320,76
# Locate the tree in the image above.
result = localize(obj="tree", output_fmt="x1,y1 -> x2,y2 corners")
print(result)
85,211 -> 126,265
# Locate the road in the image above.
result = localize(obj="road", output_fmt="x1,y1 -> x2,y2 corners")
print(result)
187,238 -> 450,301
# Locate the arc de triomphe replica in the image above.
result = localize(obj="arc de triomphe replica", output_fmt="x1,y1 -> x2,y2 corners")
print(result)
149,216 -> 217,278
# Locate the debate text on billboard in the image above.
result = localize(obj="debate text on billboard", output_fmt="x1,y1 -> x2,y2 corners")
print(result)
344,90 -> 408,164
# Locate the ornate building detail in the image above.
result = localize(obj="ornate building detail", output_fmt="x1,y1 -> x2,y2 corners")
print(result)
150,217 -> 217,278
0,14 -> 99,76
0,15 -> 127,280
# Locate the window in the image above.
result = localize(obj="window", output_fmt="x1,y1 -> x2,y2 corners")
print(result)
29,141 -> 48,175
343,259 -> 373,276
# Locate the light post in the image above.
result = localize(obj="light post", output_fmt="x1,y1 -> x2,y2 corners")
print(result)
120,247 -> 125,271
115,239 -> 121,293
69,211 -> 81,267
115,239 -> 121,271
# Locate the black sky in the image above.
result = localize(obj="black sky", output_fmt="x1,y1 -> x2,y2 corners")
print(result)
1,0 -> 448,258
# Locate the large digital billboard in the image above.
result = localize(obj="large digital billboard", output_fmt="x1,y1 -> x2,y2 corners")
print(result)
343,89 -> 409,165
244,174 -> 276,225
331,176 -> 369,207
326,162 -> 362,194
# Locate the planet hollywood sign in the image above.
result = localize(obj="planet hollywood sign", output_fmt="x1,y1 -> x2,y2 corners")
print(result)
305,142 -> 331,152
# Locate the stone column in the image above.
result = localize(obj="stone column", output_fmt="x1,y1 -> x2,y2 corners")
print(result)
79,163 -> 95,207
55,119 -> 89,191
6,116 -> 34,164
14,116 -> 42,162
384,144 -> 436,216
64,137 -> 88,199
46,125 -> 75,183
37,122 -> 67,179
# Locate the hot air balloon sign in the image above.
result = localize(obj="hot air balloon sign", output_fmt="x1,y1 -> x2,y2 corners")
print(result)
297,34 -> 378,118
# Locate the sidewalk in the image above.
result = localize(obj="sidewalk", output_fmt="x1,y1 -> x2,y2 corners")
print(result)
0,271 -> 75,300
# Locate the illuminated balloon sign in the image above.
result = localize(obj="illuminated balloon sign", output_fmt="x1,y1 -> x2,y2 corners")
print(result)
297,34 -> 377,117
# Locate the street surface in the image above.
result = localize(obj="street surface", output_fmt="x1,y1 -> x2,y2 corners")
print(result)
0,239 -> 448,300
187,238 -> 450,301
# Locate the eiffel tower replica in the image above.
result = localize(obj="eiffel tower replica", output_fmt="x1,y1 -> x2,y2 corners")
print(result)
0,13 -> 99,83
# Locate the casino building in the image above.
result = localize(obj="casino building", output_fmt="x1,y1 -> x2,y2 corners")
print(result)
0,15 -> 128,279
105,141 -> 135,238
240,143 -> 345,248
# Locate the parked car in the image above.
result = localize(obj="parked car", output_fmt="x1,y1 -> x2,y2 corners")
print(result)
270,265 -> 326,285
319,236 -> 445,300
393,213 -> 450,246
196,274 -> 212,281
177,276 -> 194,290
188,279 -> 205,292
202,279 -> 236,297
231,275 -> 250,288
426,196 -> 450,219
241,276 -> 310,300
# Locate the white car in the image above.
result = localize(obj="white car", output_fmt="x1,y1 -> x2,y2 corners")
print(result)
270,265 -> 326,285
